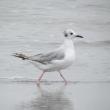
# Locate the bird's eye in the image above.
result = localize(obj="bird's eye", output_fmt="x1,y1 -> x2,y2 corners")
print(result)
70,32 -> 73,35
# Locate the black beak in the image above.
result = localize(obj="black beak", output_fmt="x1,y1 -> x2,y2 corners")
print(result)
75,35 -> 84,38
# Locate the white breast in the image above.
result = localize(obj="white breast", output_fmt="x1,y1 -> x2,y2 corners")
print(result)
62,48 -> 75,68
50,39 -> 75,71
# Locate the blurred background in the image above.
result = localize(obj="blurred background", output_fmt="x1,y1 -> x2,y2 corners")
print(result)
0,0 -> 110,81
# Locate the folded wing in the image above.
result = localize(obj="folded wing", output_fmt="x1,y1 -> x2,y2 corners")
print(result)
29,50 -> 65,64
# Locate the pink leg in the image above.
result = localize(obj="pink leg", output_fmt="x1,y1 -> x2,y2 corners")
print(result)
37,71 -> 45,85
58,71 -> 67,85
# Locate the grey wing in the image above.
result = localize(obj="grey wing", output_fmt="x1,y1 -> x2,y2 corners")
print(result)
28,50 -> 65,64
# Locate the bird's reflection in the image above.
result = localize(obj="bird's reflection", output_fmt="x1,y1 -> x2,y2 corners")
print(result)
23,84 -> 73,110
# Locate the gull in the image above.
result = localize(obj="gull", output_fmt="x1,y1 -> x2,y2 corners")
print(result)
13,29 -> 84,85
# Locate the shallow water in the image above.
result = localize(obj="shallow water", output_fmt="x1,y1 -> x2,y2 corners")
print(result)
0,0 -> 110,42
0,82 -> 110,110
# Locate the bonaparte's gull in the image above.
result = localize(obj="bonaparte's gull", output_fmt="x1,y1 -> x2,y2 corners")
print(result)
13,29 -> 84,85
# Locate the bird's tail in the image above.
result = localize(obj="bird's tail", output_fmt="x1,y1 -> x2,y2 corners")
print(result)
13,53 -> 29,60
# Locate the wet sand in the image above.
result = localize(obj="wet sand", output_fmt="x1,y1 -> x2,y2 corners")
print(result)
0,82 -> 110,110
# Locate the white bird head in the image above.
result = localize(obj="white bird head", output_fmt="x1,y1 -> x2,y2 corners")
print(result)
64,29 -> 84,39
